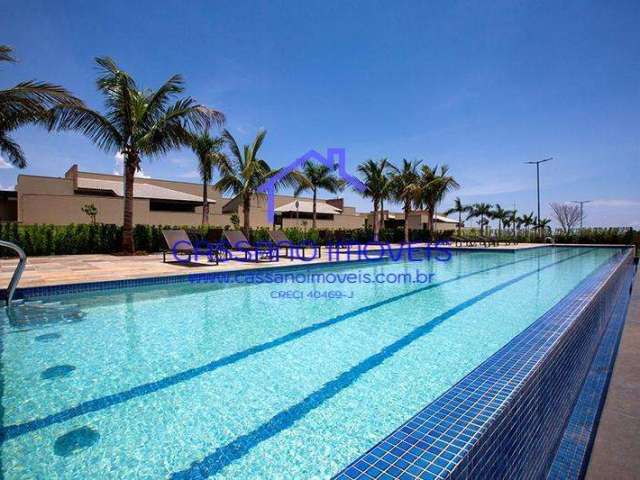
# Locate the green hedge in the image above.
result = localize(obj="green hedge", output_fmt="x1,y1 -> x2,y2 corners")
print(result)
0,222 -> 636,257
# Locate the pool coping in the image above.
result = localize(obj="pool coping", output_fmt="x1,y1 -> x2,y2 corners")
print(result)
5,244 -> 634,300
335,246 -> 634,480
9,244 -> 551,300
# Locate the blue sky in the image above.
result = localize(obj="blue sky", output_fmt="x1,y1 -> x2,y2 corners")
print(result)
2,0 -> 639,227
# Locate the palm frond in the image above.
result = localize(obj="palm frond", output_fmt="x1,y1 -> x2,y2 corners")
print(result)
0,132 -> 26,168
0,45 -> 16,63
48,104 -> 122,150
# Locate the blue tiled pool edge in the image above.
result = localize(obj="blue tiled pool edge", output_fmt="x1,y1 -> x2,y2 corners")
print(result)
9,247 -> 539,301
335,247 -> 634,480
546,261 -> 635,479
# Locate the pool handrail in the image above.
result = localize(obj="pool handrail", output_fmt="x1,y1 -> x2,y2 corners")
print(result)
0,239 -> 26,306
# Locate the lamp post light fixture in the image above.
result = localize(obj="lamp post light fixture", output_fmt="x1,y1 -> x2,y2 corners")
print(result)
525,157 -> 553,230
571,200 -> 592,229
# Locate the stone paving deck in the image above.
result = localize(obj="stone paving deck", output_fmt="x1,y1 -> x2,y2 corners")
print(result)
0,243 -> 547,289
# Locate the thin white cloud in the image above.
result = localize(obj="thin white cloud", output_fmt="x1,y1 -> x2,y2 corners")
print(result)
168,157 -> 190,167
178,170 -> 200,179
0,156 -> 14,169
458,179 -> 529,197
589,199 -> 640,208
113,152 -> 151,178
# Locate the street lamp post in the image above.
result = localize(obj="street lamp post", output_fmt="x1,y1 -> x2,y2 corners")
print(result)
525,157 -> 553,230
571,200 -> 591,229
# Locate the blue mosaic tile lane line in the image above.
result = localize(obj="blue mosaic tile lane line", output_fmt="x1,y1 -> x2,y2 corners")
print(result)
0,248 -> 563,443
168,249 -> 594,479
334,248 -> 632,480
546,265 -> 634,480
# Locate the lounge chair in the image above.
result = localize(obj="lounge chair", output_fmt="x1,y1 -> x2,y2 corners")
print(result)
162,229 -> 219,264
223,230 -> 280,263
268,230 -> 321,260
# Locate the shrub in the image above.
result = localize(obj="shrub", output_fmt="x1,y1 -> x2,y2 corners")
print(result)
0,222 -> 636,257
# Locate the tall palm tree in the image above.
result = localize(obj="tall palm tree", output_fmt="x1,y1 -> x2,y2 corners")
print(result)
538,217 -> 552,233
378,159 -> 394,234
506,209 -> 517,236
216,129 -> 299,235
390,159 -> 422,242
190,131 -> 225,225
357,158 -> 391,242
522,212 -> 536,232
294,160 -> 344,229
1,45 -> 82,167
418,164 -> 460,234
468,203 -> 493,235
490,204 -> 509,235
49,57 -> 223,253
444,197 -> 470,236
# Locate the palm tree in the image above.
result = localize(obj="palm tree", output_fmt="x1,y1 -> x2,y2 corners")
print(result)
522,212 -> 536,233
505,209 -> 518,237
49,57 -> 223,253
379,164 -> 394,235
538,217 -> 552,233
190,131 -> 225,225
468,203 -> 493,235
390,159 -> 422,242
444,197 -> 470,236
418,164 -> 460,234
357,159 -> 392,242
294,160 -> 344,229
1,45 -> 82,167
490,204 -> 509,235
216,129 -> 299,235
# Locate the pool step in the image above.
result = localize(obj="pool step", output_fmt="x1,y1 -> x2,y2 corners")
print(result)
5,300 -> 84,330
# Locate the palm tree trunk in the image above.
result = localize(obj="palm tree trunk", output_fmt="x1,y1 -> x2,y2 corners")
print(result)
242,193 -> 251,237
480,214 -> 484,235
372,199 -> 379,242
427,206 -> 434,237
121,155 -> 136,254
202,182 -> 209,225
404,201 -> 411,243
379,198 -> 385,235
312,189 -> 317,229
458,211 -> 462,236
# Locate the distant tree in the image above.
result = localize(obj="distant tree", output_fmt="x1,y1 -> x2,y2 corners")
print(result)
357,158 -> 392,241
216,129 -> 300,235
490,204 -> 510,235
550,202 -> 581,233
294,160 -> 344,229
467,203 -> 493,235
0,45 -> 83,167
390,159 -> 422,242
190,131 -> 225,225
418,164 -> 460,234
444,197 -> 471,236
538,218 -> 552,233
521,212 -> 536,232
81,203 -> 98,224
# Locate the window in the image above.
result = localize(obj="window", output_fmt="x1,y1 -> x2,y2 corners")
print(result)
149,200 -> 196,212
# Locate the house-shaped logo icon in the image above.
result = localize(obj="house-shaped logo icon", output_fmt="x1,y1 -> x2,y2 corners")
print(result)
257,148 -> 365,224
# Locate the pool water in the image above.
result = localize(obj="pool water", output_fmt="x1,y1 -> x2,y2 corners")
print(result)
0,246 -> 624,479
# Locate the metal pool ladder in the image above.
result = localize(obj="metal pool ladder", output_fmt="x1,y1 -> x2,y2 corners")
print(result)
0,240 -> 26,306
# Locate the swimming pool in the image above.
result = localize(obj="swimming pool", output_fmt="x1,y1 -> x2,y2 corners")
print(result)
0,246 -> 630,479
